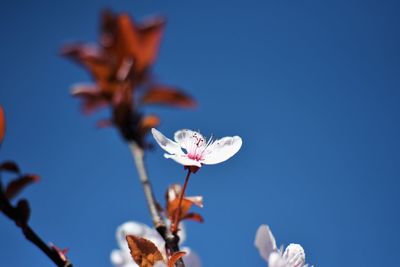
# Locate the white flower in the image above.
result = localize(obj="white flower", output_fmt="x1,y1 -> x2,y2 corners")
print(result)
255,225 -> 310,267
110,221 -> 201,267
151,128 -> 242,168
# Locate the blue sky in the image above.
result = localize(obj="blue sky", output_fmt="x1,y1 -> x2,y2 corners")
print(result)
0,0 -> 399,266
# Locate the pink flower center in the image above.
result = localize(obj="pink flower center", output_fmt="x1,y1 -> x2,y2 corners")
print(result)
185,132 -> 215,162
187,134 -> 205,161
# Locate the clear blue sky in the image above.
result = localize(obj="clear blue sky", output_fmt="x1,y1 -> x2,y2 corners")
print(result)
1,0 -> 399,266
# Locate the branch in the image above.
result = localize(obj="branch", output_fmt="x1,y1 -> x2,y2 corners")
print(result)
129,142 -> 185,267
0,190 -> 73,267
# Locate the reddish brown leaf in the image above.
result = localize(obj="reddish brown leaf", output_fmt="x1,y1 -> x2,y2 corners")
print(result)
167,199 -> 193,220
141,86 -> 196,108
5,174 -> 40,200
99,9 -> 118,49
0,106 -> 5,143
168,251 -> 186,267
165,184 -> 203,223
117,14 -> 165,73
61,45 -> 113,82
126,235 -> 164,267
71,85 -> 111,114
139,115 -> 160,132
16,199 -> 30,224
0,161 -> 20,173
62,10 -> 194,147
182,213 -> 204,223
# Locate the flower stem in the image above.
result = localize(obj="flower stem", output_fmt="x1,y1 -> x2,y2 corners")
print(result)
129,142 -> 185,267
171,169 -> 191,235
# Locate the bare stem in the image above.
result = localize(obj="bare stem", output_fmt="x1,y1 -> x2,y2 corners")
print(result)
0,191 -> 72,267
171,169 -> 191,234
22,225 -> 73,267
129,142 -> 185,267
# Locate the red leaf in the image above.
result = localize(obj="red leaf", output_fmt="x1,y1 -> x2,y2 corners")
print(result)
71,84 -> 111,114
139,115 -> 160,133
5,174 -> 40,200
168,251 -> 186,267
0,106 -> 5,143
126,235 -> 164,267
165,184 -> 203,224
16,199 -> 30,224
141,86 -> 196,108
99,9 -> 118,49
182,213 -> 204,223
61,45 -> 113,82
0,161 -> 20,173
117,14 -> 165,73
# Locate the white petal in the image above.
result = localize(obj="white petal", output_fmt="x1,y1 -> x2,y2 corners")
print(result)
151,128 -> 183,155
201,136 -> 242,165
283,244 -> 305,267
255,224 -> 278,263
178,222 -> 187,244
269,252 -> 288,267
110,249 -> 138,267
164,153 -> 202,167
174,129 -> 206,150
110,249 -> 124,265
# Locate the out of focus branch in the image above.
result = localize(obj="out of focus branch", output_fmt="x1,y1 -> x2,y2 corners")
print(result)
0,184 -> 73,267
129,142 -> 185,267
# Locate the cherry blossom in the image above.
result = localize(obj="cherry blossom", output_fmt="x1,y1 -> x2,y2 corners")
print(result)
151,128 -> 242,168
110,221 -> 201,267
255,225 -> 310,267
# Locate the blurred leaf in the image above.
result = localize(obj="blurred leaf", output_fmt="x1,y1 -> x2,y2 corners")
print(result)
0,106 -> 5,143
61,45 -> 112,82
182,213 -> 204,223
16,199 -> 30,224
5,174 -> 40,200
0,161 -> 20,173
117,14 -> 165,73
141,86 -> 196,108
71,84 -> 110,114
139,115 -> 160,132
99,9 -> 118,49
168,251 -> 186,267
62,10 -> 194,147
126,235 -> 164,267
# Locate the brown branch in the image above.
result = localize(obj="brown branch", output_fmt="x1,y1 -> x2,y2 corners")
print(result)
21,225 -> 73,267
129,142 -> 185,267
0,183 -> 73,267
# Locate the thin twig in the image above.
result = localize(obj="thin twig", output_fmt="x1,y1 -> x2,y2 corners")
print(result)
129,142 -> 185,267
0,189 -> 72,267
22,225 -> 73,267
